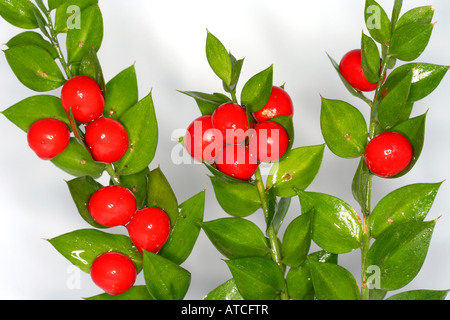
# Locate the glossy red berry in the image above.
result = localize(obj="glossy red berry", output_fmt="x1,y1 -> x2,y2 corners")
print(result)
252,86 -> 294,123
88,185 -> 137,227
90,252 -> 136,295
339,49 -> 386,92
84,116 -> 129,163
27,118 -> 70,160
185,115 -> 225,163
216,144 -> 259,181
249,121 -> 289,162
211,102 -> 249,145
364,131 -> 413,177
126,207 -> 171,254
61,75 -> 104,124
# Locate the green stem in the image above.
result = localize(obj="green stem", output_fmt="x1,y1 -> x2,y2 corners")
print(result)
254,168 -> 289,300
106,163 -> 120,185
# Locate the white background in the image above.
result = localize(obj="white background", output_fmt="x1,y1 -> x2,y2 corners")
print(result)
0,0 -> 449,299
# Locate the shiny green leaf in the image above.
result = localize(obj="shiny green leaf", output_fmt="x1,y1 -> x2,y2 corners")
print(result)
271,196 -> 291,234
298,191 -> 362,254
206,31 -> 232,84
179,90 -> 231,116
0,0 -> 40,29
6,31 -> 58,59
387,289 -> 449,300
201,217 -> 270,260
78,48 -> 106,95
224,53 -> 244,92
396,5 -> 434,29
209,175 -> 261,217
364,0 -> 392,45
86,285 -> 154,300
369,182 -> 442,238
143,250 -> 191,300
203,279 -> 244,300
281,211 -> 311,267
159,190 -> 205,265
54,0 -> 97,33
146,167 -> 178,225
389,23 -> 433,61
240,65 -> 273,112
361,32 -> 381,83
48,228 -> 143,273
225,257 -> 285,300
4,45 -> 65,91
114,92 -> 158,176
352,158 -> 371,215
118,167 -> 149,210
320,97 -> 368,158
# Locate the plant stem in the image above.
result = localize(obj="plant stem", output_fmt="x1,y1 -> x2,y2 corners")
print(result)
254,168 -> 289,300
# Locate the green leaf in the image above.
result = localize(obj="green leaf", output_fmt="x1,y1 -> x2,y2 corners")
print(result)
78,48 -> 106,95
377,68 -> 413,129
143,250 -> 191,300
366,220 -> 436,290
361,32 -> 381,83
4,45 -> 65,91
224,53 -> 244,93
320,97 -> 368,158
0,0 -> 40,29
271,196 -> 291,234
268,144 -> 325,198
118,167 -> 149,210
86,285 -> 155,300
203,279 -> 244,300
309,260 -> 360,300
48,0 -> 67,10
158,190 -> 205,265
66,4 -> 103,64
225,257 -> 285,300
205,31 -> 232,85
48,228 -> 143,273
209,175 -> 261,217
369,182 -> 442,238
387,289 -> 449,300
201,217 -> 270,260
390,0 -> 403,29
6,31 -> 58,59
179,90 -> 231,116
2,95 -> 70,132
298,191 -> 362,254
103,65 -> 139,119
352,158 -> 371,215
54,0 -> 97,33
51,138 -> 105,179
389,22 -> 434,61
364,0 -> 392,45
66,176 -> 106,228
395,5 -> 435,29
281,212 -> 312,267
240,65 -> 273,112
146,167 -> 178,225
114,92 -> 158,176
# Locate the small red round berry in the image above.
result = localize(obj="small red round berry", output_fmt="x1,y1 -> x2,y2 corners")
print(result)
339,49 -> 386,92
27,118 -> 70,160
185,115 -> 225,163
88,185 -> 137,227
211,102 -> 248,145
90,252 -> 136,295
364,131 -> 413,177
215,144 -> 259,181
252,86 -> 294,123
84,116 -> 129,163
249,121 -> 289,162
61,75 -> 104,124
126,207 -> 171,254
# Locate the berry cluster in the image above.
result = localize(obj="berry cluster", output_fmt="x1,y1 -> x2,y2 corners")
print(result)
185,86 -> 293,180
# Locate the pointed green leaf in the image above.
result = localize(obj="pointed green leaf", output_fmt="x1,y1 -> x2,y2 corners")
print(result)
361,32 -> 381,83
78,48 -> 106,95
365,0 -> 392,45
240,65 -> 273,112
146,167 -> 178,225
118,167 -> 149,210
203,279 -> 244,300
389,23 -> 433,61
143,250 -> 191,300
179,90 -> 231,116
271,196 -> 291,234
6,31 -> 58,59
352,157 -> 371,215
387,289 -> 449,300
206,31 -> 232,85
395,5 -> 435,29
281,212 -> 312,267
0,0 -> 40,29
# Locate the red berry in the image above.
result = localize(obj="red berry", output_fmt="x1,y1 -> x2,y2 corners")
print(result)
84,117 -> 129,163
61,75 -> 104,124
126,207 -> 171,254
249,121 -> 289,162
90,252 -> 136,295
216,144 -> 259,181
252,86 -> 294,123
339,49 -> 386,92
211,102 -> 248,145
88,185 -> 137,227
185,115 -> 225,163
27,118 -> 70,160
364,131 -> 413,177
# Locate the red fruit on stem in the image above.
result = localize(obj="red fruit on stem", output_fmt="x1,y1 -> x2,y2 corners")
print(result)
84,116 -> 129,163
249,121 -> 289,162
215,144 -> 259,181
27,118 -> 70,160
211,102 -> 249,145
90,252 -> 136,295
61,75 -> 104,124
252,86 -> 294,123
88,185 -> 137,227
185,115 -> 225,163
364,131 -> 413,177
126,207 -> 171,254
